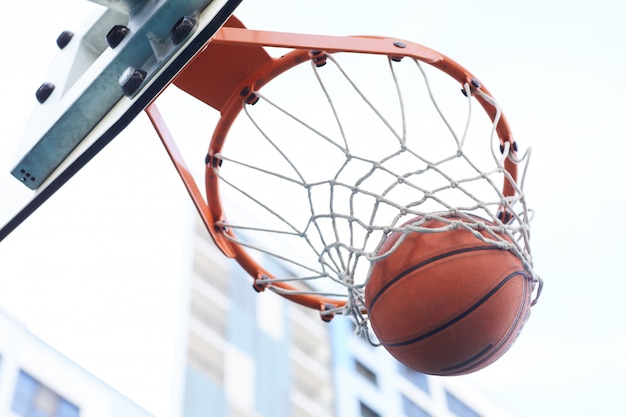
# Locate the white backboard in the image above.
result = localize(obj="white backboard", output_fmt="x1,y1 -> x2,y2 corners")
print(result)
0,0 -> 241,241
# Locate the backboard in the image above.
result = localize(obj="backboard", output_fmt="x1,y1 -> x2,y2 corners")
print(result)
0,0 -> 241,241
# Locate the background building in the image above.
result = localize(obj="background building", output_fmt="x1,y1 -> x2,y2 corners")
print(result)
174,215 -> 518,417
329,315 -> 517,417
0,200 -> 519,417
0,310 -> 153,417
176,217 -> 335,417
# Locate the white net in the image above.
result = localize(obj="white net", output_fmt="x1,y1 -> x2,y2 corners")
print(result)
208,50 -> 541,327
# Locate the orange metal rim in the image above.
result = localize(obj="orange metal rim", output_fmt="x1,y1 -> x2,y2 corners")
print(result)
200,29 -> 519,314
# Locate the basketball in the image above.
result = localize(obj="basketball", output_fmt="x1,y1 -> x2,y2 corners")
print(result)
365,215 -> 532,376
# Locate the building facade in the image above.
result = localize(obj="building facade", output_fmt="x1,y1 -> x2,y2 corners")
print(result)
178,218 -> 335,417
329,317 -> 516,417
0,310 -> 153,417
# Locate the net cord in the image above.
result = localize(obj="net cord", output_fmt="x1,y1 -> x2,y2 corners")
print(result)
211,52 -> 542,320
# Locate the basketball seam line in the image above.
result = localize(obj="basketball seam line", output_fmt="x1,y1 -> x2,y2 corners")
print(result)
382,270 -> 528,348
368,245 -> 504,311
439,344 -> 494,373
440,274 -> 529,373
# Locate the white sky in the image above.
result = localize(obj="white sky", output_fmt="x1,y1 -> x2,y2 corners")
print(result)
1,1 -> 625,417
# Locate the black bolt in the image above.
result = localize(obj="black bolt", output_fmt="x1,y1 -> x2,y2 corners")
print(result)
35,82 -> 55,103
106,25 -> 130,49
391,42 -> 407,61
205,154 -> 223,167
497,208 -> 513,224
320,303 -> 336,322
170,16 -> 197,45
119,67 -> 147,96
18,169 -> 35,182
245,93 -> 259,105
56,31 -> 74,49
310,50 -> 328,67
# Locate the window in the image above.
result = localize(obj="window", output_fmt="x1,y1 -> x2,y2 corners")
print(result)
359,401 -> 381,417
398,363 -> 429,394
445,391 -> 481,417
12,371 -> 79,417
355,360 -> 378,386
402,394 -> 431,417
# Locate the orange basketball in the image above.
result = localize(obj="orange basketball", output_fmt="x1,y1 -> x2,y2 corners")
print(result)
365,215 -> 532,376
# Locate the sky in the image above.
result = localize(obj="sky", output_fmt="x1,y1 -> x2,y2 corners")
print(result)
1,1 -> 626,416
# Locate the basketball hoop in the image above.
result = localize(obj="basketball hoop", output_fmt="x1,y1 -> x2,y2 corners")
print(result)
147,21 -> 542,335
